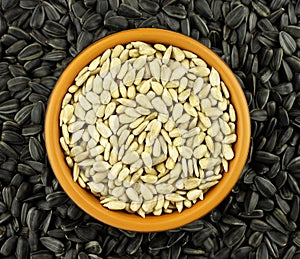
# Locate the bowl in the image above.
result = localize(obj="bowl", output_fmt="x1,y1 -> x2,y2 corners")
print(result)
45,28 -> 251,232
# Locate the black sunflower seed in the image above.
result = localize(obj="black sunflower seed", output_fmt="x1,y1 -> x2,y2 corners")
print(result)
78,251 -> 89,259
285,25 -> 300,38
7,76 -> 30,92
18,43 -> 43,62
76,31 -> 93,52
30,29 -> 48,46
64,248 -> 77,259
254,176 -> 277,197
117,3 -> 141,18
282,59 -> 293,81
287,174 -> 300,194
10,198 -> 20,220
30,101 -> 45,125
0,201 -> 7,213
8,64 -> 27,77
250,219 -> 273,232
225,4 -> 248,29
43,1 -> 61,21
125,234 -> 143,255
277,106 -> 289,127
82,13 -> 103,31
194,0 -> 213,19
47,229 -> 65,239
66,203 -> 83,220
254,151 -> 280,164
26,207 -> 43,231
287,156 -> 300,172
278,126 -> 293,147
5,40 -> 28,56
28,230 -> 39,252
163,13 -> 180,31
96,0 -> 109,15
260,68 -> 273,84
0,91 -> 10,104
16,237 -> 29,258
22,125 -> 43,136
0,211 -> 11,224
30,5 -> 45,29
43,20 -> 67,37
16,182 -> 32,201
30,250 -> 53,259
283,92 -> 296,111
257,18 -> 274,31
250,109 -> 268,121
0,99 -> 20,114
266,230 -> 288,247
252,1 -> 270,17
1,131 -> 24,144
0,141 -> 18,159
162,5 -> 187,19
233,246 -> 254,258
71,1 -> 86,18
236,23 -> 247,47
104,15 -> 129,30
0,169 -> 13,184
14,104 -> 33,125
46,38 -> 68,50
180,18 -> 190,36
223,225 -> 246,248
266,117 -> 277,138
149,233 -> 169,251
40,236 -> 65,254
292,231 -> 300,247
32,66 -> 52,78
139,0 -> 159,15
167,232 -> 185,248
29,137 -> 44,161
19,0 -> 38,9
230,45 -> 239,70
29,81 -> 51,95
266,214 -> 286,233
42,50 -> 67,62
7,26 -> 31,41
211,0 -> 222,20
0,235 -> 17,256
75,226 -> 98,242
103,237 -> 118,256
191,14 -> 209,37
214,247 -> 231,259
273,170 -> 288,190
256,243 -> 268,259
46,191 -> 69,207
24,59 -> 41,72
285,55 -> 300,72
244,191 -> 259,214
3,0 -> 18,10
279,31 -> 297,56
270,0 -> 285,10
249,231 -> 264,248
271,48 -> 283,71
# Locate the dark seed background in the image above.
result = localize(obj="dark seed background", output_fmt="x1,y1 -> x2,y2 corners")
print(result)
0,0 -> 299,258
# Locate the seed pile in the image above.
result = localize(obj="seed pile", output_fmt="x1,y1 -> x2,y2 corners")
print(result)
0,0 -> 299,258
60,41 -> 237,216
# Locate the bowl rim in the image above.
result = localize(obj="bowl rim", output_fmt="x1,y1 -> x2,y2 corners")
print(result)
45,28 -> 251,232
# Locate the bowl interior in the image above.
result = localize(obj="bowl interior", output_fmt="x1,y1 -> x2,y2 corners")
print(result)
45,28 -> 251,232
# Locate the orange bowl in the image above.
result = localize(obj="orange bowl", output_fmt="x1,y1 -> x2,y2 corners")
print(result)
45,28 -> 251,232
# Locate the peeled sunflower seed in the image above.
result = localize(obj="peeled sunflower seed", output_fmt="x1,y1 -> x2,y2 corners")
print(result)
59,41 -> 236,217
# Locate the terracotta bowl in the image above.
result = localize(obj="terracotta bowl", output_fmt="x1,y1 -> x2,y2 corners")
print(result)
45,28 -> 251,232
